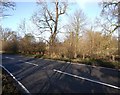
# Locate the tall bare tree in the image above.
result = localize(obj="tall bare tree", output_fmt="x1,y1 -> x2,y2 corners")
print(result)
100,0 -> 120,57
32,0 -> 68,56
66,9 -> 87,58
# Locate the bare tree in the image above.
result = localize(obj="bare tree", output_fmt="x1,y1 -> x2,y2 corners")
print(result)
0,27 -> 14,41
100,0 -> 120,57
100,0 -> 120,33
0,0 -> 15,17
1,28 -> 19,53
19,33 -> 35,54
32,0 -> 68,56
65,9 -> 87,58
0,0 -> 15,53
18,19 -> 27,36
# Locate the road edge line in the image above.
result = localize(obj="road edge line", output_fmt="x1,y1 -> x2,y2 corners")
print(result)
0,65 -> 30,94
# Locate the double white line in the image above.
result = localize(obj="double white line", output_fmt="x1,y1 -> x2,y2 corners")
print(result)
54,69 -> 120,90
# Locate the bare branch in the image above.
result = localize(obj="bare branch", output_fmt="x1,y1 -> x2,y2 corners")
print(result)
46,8 -> 55,22
58,2 -> 67,16
44,12 -> 53,33
0,1 -> 16,17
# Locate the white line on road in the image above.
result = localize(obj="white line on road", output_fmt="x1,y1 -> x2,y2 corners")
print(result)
25,62 -> 38,66
5,57 -> 38,66
57,60 -> 64,63
0,65 -> 30,93
18,60 -> 23,61
18,59 -> 38,66
54,69 -> 120,90
5,57 -> 14,60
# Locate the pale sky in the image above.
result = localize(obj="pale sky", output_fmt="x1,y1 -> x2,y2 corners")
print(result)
1,0 -> 103,41
2,0 -> 101,30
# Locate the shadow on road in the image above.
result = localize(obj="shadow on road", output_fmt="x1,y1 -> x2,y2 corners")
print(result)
2,55 -> 120,93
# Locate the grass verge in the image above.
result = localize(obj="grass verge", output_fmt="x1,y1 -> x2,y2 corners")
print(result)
2,70 -> 22,94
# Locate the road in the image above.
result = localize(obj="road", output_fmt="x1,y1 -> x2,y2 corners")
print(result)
1,54 -> 120,94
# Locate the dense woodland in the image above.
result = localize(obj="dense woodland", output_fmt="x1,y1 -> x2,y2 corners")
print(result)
0,0 -> 120,68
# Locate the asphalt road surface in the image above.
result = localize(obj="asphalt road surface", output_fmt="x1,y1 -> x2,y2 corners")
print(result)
1,54 -> 120,94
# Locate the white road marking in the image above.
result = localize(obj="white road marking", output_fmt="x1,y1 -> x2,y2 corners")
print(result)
57,60 -> 64,63
66,62 -> 70,63
5,57 -> 38,66
92,65 -> 97,68
25,62 -> 38,66
5,57 -> 14,60
71,63 -> 85,66
18,60 -> 23,61
18,59 -> 38,66
54,69 -> 120,90
0,65 -> 30,93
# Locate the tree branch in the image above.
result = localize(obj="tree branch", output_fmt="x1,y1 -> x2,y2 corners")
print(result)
58,3 -> 67,16
46,8 -> 55,22
44,13 -> 53,34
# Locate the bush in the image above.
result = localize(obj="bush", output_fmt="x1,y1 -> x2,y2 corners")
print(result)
34,54 -> 44,58
80,58 -> 120,69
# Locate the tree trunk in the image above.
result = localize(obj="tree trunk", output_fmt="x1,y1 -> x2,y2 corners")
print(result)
74,53 -> 77,59
118,2 -> 120,56
82,54 -> 85,60
112,55 -> 115,61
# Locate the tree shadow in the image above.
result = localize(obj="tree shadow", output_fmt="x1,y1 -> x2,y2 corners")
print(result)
39,62 -> 71,93
35,60 -> 120,93
2,56 -> 120,93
